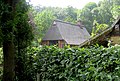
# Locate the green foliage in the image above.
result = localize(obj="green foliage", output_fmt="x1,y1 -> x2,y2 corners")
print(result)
13,1 -> 34,81
33,6 -> 78,40
0,0 -> 34,80
34,9 -> 56,39
15,46 -> 39,81
111,0 -> 120,19
31,0 -> 120,36
79,2 -> 97,33
0,48 -> 3,80
0,0 -> 33,80
84,2 -> 97,11
0,0 -> 33,43
0,48 -> 3,65
91,21 -> 108,37
79,0 -> 119,34
33,45 -> 120,80
64,6 -> 78,23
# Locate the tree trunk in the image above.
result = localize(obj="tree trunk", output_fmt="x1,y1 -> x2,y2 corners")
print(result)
3,41 -> 15,81
2,0 -> 17,80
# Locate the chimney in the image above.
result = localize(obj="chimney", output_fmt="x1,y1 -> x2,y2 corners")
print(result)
77,20 -> 84,28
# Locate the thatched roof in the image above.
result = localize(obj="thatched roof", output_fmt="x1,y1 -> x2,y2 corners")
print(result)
80,16 -> 120,47
42,20 -> 90,45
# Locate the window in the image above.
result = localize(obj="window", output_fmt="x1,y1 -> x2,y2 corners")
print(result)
49,40 -> 58,45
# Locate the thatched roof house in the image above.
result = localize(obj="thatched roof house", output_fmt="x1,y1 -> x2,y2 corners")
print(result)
80,16 -> 120,47
42,20 -> 90,48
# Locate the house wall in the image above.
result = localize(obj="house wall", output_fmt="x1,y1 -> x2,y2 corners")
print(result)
41,41 -> 49,45
110,25 -> 120,45
58,40 -> 65,48
110,36 -> 120,45
41,40 -> 66,48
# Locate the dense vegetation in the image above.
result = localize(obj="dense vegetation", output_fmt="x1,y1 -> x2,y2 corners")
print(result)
1,45 -> 120,80
0,0 -> 33,80
10,45 -> 120,80
0,0 -> 120,81
31,0 -> 120,40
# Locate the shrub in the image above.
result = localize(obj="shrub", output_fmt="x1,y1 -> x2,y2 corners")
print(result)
35,45 -> 120,81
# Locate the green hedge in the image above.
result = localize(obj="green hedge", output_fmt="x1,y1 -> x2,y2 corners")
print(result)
1,45 -> 120,80
35,45 -> 120,81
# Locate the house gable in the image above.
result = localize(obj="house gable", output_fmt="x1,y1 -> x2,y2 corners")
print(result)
80,16 -> 120,47
42,20 -> 90,47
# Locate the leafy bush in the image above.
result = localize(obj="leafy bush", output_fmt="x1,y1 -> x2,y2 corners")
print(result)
15,47 -> 39,81
2,45 -> 120,80
35,45 -> 120,81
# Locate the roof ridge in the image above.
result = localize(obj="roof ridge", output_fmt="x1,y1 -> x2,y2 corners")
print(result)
111,16 -> 120,27
79,16 -> 120,47
54,19 -> 80,27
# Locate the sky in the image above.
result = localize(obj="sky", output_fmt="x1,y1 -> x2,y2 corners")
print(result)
28,0 -> 100,9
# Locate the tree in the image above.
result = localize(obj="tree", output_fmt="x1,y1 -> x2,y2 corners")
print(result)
79,2 -> 97,33
52,7 -> 67,20
0,0 -> 16,80
64,6 -> 78,23
0,0 -> 33,81
111,0 -> 120,18
97,0 -> 113,25
91,20 -> 108,37
34,9 -> 56,40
